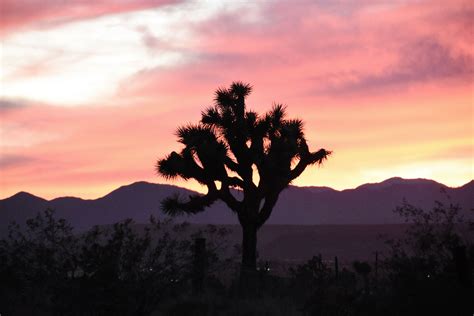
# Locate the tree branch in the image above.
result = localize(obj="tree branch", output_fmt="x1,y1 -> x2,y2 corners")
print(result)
224,156 -> 239,172
290,148 -> 331,181
218,186 -> 242,213
256,193 -> 280,228
161,183 -> 219,216
225,176 -> 245,189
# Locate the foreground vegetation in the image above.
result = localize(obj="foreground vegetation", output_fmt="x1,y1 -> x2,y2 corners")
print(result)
1,201 -> 472,316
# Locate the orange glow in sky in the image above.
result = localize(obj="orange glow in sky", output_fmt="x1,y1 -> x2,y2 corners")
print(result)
1,0 -> 473,199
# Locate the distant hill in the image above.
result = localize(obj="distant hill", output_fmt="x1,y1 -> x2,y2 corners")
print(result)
0,178 -> 472,234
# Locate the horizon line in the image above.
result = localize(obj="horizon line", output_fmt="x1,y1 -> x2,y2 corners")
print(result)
3,176 -> 472,202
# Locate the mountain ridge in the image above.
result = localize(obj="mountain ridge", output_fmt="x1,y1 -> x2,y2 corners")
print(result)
1,177 -> 472,235
1,177 -> 465,201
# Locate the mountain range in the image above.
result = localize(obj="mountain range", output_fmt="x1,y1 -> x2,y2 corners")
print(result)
1,177 -> 472,235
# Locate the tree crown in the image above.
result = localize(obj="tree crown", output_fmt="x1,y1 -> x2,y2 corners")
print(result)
157,82 -> 330,226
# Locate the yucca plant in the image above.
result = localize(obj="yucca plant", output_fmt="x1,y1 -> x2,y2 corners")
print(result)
157,82 -> 330,281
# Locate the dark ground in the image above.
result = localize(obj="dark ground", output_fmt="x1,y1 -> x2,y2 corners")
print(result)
145,223 -> 409,267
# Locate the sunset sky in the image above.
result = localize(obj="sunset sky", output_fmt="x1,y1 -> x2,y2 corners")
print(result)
1,0 -> 473,199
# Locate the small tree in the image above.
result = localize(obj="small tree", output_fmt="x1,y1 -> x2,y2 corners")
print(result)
157,82 -> 330,277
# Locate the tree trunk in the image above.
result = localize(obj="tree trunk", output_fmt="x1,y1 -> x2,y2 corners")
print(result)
239,223 -> 258,296
241,223 -> 257,270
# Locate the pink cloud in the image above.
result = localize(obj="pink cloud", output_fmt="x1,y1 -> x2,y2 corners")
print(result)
0,0 -> 181,37
0,101 -> 189,197
124,0 -> 472,104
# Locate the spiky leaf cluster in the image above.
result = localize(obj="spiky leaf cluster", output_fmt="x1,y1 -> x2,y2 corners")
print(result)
157,82 -> 330,227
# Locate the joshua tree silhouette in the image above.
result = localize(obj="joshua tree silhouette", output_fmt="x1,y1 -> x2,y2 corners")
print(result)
157,82 -> 330,282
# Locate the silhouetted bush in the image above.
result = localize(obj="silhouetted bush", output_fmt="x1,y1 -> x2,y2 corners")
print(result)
0,209 -> 232,315
379,200 -> 474,316
288,255 -> 377,316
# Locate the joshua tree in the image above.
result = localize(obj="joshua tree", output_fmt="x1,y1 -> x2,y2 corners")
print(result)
157,82 -> 330,276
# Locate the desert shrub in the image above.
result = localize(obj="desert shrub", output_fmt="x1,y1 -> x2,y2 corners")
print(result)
288,255 -> 356,315
0,209 -> 231,315
380,200 -> 473,316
